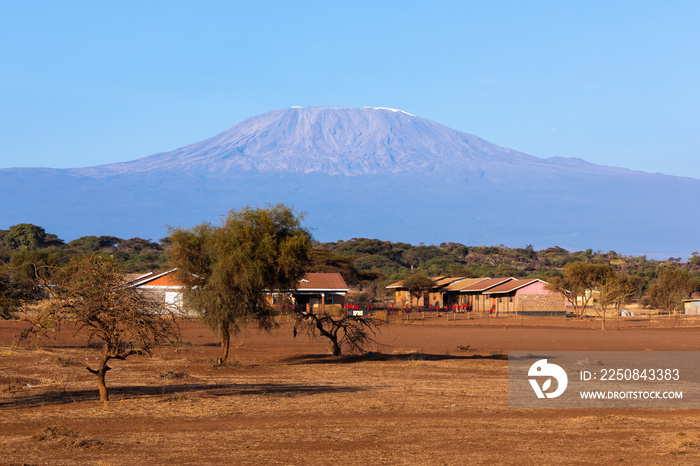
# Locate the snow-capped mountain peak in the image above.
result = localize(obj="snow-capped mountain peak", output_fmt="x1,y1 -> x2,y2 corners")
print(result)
79,106 -> 537,176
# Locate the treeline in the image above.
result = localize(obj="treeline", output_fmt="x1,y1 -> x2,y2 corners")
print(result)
3,224 -> 700,316
313,238 -> 700,304
0,223 -> 168,274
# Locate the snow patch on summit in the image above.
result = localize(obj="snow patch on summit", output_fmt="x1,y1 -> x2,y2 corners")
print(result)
365,107 -> 415,116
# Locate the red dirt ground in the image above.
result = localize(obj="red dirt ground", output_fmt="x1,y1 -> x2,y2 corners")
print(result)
1,315 -> 699,464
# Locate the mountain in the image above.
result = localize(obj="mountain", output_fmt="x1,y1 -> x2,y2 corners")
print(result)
76,107 -> 551,176
1,106 -> 698,259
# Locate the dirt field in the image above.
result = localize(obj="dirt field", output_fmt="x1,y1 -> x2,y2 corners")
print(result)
1,315 -> 700,465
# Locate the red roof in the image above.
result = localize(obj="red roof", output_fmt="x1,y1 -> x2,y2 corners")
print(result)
128,269 -> 195,288
297,273 -> 348,292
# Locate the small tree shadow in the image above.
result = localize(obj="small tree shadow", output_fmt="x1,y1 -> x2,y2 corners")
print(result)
0,382 -> 368,408
283,352 -> 508,365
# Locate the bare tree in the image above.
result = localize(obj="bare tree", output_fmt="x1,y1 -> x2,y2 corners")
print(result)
290,303 -> 381,356
547,263 -> 611,318
21,254 -> 180,401
593,272 -> 634,330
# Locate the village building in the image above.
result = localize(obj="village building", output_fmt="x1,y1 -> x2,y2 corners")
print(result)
482,279 -> 566,315
457,277 -> 515,313
442,277 -> 490,309
290,272 -> 349,310
683,299 -> 700,315
386,276 -> 467,308
129,270 -> 349,316
128,269 -> 193,315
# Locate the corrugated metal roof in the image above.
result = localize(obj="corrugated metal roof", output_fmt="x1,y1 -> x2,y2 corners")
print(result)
385,276 -> 453,290
125,272 -> 153,283
130,270 -> 348,292
444,277 -> 490,291
297,273 -> 349,291
483,279 -> 547,294
433,276 -> 465,287
129,269 -> 182,287
459,277 -> 515,292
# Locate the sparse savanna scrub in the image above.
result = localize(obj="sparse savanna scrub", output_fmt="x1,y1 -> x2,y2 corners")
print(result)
2,318 -> 700,464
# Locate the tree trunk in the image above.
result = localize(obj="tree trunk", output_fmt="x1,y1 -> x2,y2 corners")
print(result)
601,308 -> 606,331
329,325 -> 343,356
331,338 -> 342,356
218,322 -> 230,364
88,361 -> 111,402
97,367 -> 109,402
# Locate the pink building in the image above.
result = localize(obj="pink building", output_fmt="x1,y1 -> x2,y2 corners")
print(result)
482,279 -> 565,315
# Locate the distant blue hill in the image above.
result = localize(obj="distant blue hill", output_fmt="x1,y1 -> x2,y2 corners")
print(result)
1,106 -> 697,259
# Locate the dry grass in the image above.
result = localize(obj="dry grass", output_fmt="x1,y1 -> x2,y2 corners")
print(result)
668,432 -> 700,455
157,369 -> 189,380
2,319 -> 700,464
30,422 -> 105,450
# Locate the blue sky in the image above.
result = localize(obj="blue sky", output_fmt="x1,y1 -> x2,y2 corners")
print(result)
1,1 -> 699,178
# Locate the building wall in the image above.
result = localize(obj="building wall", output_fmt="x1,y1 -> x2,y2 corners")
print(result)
395,289 -> 432,307
685,301 -> 700,315
135,286 -> 195,316
428,291 -> 444,308
491,295 -> 516,313
516,293 -> 566,314
515,282 -> 565,314
516,281 -> 551,295
294,292 -> 346,306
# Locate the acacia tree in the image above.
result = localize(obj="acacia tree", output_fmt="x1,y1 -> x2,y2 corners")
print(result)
1,252 -> 58,319
648,268 -> 694,314
593,270 -> 634,330
169,204 -> 312,363
289,300 -> 381,356
21,254 -> 179,401
0,273 -> 24,319
4,223 -> 48,250
547,262 -> 610,318
401,272 -> 435,307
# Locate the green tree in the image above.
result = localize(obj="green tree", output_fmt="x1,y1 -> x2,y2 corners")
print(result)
0,272 -> 26,319
7,249 -> 66,289
169,204 -> 312,363
308,248 -> 382,287
21,254 -> 179,401
400,272 -> 436,306
69,236 -> 102,251
648,268 -> 694,314
4,224 -> 49,250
